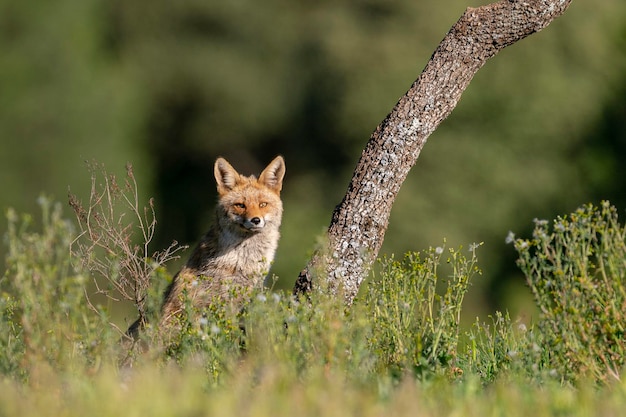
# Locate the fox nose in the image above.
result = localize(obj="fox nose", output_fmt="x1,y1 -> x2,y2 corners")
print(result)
250,217 -> 261,225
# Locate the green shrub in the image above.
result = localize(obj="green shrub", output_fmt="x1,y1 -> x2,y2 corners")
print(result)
245,287 -> 374,384
1,197 -> 115,381
153,288 -> 248,386
462,312 -> 550,383
512,201 -> 626,384
365,243 -> 481,380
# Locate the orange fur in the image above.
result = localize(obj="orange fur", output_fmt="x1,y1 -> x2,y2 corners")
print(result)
159,156 -> 285,330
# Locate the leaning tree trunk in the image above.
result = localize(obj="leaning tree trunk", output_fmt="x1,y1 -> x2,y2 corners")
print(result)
294,0 -> 573,303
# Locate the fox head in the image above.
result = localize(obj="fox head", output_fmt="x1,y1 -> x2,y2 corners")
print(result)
214,156 -> 286,234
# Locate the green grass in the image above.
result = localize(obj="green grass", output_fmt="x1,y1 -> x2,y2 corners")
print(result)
1,195 -> 626,416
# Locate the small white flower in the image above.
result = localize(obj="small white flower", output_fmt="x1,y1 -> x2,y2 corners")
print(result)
435,246 -> 444,255
256,294 -> 267,302
210,324 -> 221,335
469,242 -> 481,252
198,317 -> 208,326
517,323 -> 527,332
533,228 -> 547,239
272,293 -> 281,303
505,231 -> 515,245
191,280 -> 199,287
517,240 -> 529,250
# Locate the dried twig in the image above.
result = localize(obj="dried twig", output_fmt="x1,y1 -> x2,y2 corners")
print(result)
69,162 -> 187,329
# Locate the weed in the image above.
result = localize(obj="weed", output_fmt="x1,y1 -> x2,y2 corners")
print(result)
366,243 -> 481,380
1,197 -> 113,380
462,312 -> 550,383
68,162 -> 186,335
513,201 -> 626,384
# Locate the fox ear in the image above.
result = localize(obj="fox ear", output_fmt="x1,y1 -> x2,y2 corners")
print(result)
214,157 -> 240,194
259,155 -> 286,193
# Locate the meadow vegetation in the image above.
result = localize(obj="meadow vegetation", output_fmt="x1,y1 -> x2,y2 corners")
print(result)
1,170 -> 625,415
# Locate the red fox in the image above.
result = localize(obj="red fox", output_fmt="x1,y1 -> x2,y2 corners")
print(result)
160,155 -> 286,329
127,156 -> 285,340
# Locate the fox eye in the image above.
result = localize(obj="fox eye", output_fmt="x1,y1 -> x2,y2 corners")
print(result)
234,203 -> 246,209
259,202 -> 268,208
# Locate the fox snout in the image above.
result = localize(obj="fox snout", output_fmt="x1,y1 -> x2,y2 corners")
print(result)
243,216 -> 265,231
228,202 -> 273,232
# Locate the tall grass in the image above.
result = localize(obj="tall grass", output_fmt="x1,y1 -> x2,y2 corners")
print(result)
1,198 -> 114,379
1,176 -> 625,415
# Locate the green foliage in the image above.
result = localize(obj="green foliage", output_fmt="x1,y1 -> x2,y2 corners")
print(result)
366,244 -> 480,380
154,289 -> 247,385
0,283 -> 22,378
135,243 -> 480,386
3,198 -> 626,415
513,201 -> 626,384
144,285 -> 375,386
246,289 -> 376,385
1,197 -> 115,380
462,312 -> 549,383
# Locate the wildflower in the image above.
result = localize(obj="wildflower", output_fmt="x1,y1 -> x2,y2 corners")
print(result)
256,294 -> 267,302
210,324 -> 221,335
468,242 -> 482,252
533,228 -> 547,239
435,246 -> 444,255
516,240 -> 529,250
505,231 -> 515,244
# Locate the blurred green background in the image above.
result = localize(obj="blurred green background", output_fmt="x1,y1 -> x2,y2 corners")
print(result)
1,0 -> 625,323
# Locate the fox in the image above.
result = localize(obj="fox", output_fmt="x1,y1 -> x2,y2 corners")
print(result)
127,155 -> 285,341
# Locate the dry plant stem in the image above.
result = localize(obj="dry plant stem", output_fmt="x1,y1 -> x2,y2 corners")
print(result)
69,163 -> 186,331
295,0 -> 573,303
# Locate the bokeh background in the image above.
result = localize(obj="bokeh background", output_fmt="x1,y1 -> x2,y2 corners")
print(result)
2,0 -> 625,323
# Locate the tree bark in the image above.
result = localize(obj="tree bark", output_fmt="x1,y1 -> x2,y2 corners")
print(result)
293,0 -> 573,303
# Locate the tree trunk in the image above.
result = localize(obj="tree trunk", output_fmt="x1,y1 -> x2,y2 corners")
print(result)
293,0 -> 573,303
